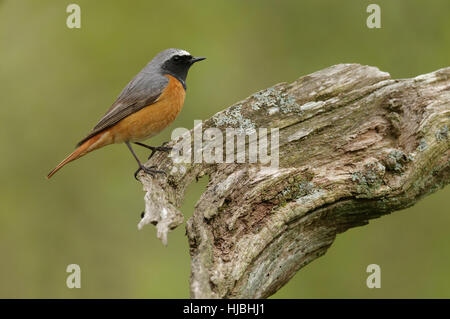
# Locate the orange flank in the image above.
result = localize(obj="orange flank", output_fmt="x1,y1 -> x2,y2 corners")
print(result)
46,75 -> 186,179
110,75 -> 186,143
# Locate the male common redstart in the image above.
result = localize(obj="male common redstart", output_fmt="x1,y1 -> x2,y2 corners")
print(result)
47,48 -> 205,179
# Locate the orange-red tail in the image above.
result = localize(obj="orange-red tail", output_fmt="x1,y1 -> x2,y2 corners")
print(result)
47,134 -> 103,179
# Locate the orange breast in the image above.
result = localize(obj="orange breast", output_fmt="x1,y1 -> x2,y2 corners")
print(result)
108,74 -> 186,143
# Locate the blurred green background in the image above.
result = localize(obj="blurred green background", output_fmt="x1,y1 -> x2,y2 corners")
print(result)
0,0 -> 449,298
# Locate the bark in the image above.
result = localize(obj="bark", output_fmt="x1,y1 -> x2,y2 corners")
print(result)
136,64 -> 449,298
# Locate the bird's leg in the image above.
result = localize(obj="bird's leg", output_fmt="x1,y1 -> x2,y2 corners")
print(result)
125,142 -> 166,180
134,141 -> 172,152
134,142 -> 172,160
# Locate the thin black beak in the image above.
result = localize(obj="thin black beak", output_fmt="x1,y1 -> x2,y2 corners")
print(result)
191,57 -> 206,63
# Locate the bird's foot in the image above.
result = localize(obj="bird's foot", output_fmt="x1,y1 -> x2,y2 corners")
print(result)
134,165 -> 166,180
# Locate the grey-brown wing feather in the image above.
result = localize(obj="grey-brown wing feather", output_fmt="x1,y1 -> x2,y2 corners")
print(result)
76,72 -> 169,146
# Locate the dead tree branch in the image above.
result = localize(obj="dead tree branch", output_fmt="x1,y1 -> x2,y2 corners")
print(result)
136,64 -> 449,298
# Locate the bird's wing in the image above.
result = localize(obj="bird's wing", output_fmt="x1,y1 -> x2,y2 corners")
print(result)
76,72 -> 169,146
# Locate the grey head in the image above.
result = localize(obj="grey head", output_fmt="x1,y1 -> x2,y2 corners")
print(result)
144,48 -> 206,89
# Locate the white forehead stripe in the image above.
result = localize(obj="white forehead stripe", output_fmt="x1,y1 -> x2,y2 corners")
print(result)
176,49 -> 191,56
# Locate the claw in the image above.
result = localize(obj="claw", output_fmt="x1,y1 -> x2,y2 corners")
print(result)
147,146 -> 173,160
129,142 -> 169,180
154,146 -> 172,152
134,167 -> 142,180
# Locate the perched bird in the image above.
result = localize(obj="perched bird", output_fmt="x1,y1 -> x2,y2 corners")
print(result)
47,48 -> 205,179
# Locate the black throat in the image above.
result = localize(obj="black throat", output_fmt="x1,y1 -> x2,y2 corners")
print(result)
163,71 -> 187,90
161,59 -> 193,90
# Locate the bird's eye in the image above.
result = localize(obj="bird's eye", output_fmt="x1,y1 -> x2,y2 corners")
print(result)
173,55 -> 180,61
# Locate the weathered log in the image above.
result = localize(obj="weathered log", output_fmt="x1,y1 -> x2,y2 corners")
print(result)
137,64 -> 449,298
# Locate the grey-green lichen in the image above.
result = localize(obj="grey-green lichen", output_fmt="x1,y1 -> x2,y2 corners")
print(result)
383,149 -> 412,173
251,87 -> 301,114
352,160 -> 386,195
417,138 -> 428,152
435,125 -> 448,141
276,181 -> 317,207
213,104 -> 256,134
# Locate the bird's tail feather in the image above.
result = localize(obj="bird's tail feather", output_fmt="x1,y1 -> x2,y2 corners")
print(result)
46,133 -> 103,179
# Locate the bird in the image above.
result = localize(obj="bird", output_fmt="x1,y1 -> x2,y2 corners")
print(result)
47,48 -> 205,179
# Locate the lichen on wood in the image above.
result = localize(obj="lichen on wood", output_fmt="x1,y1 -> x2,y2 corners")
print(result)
136,64 -> 449,298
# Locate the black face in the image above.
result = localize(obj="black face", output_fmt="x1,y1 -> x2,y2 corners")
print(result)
161,54 -> 205,86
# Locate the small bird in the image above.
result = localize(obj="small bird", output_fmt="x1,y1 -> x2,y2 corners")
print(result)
47,48 -> 205,179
